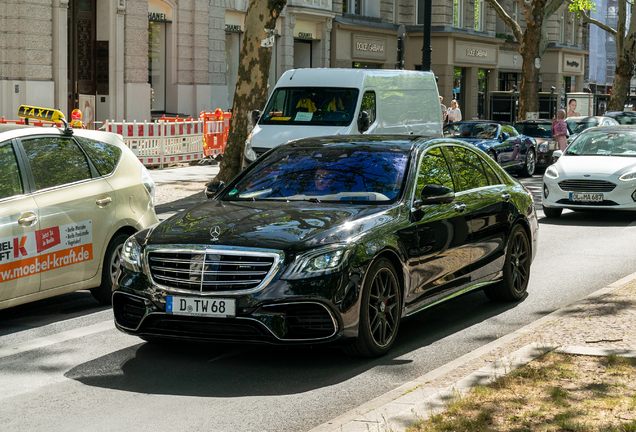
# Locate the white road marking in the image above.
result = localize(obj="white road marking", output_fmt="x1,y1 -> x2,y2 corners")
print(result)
0,320 -> 114,359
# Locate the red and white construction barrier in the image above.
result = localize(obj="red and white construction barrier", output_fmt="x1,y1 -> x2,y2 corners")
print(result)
103,119 -> 205,168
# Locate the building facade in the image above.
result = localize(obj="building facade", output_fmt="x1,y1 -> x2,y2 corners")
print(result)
0,0 -> 587,123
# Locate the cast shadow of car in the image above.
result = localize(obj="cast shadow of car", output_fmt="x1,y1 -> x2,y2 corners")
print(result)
64,290 -> 525,398
539,209 -> 636,227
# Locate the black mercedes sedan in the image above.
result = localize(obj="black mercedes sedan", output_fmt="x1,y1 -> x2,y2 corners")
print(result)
112,136 -> 538,357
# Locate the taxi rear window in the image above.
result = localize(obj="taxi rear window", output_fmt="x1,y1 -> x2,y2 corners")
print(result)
75,137 -> 122,176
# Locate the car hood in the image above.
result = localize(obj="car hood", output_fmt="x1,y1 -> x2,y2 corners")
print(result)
557,155 -> 636,176
146,200 -> 398,252
251,124 -> 349,149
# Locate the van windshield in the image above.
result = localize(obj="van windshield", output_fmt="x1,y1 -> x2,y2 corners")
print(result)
260,87 -> 360,126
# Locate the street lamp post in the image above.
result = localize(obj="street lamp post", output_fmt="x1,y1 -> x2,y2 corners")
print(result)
421,0 -> 432,71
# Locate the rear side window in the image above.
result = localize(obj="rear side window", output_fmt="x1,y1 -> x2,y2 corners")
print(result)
361,91 -> 376,125
21,137 -> 91,190
444,146 -> 490,191
0,142 -> 23,199
75,136 -> 122,176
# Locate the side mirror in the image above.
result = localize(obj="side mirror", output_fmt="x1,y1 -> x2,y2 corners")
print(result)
416,184 -> 455,207
205,180 -> 225,199
500,132 -> 510,141
251,110 -> 261,126
552,150 -> 563,163
358,110 -> 370,133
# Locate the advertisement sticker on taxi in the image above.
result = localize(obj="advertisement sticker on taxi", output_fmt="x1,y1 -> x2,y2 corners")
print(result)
0,220 -> 93,283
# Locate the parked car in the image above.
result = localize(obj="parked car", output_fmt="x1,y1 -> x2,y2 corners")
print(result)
543,126 -> 636,218
113,135 -> 538,357
0,106 -> 159,310
514,119 -> 572,169
443,121 -> 536,176
566,116 -> 619,140
603,111 -> 636,125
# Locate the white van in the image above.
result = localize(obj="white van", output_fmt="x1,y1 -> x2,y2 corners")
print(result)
243,68 -> 442,166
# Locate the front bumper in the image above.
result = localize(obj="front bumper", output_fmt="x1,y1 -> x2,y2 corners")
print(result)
113,264 -> 361,345
542,178 -> 636,211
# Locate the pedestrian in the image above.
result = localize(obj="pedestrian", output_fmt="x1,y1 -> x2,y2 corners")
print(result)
439,96 -> 447,124
552,109 -> 568,151
447,99 -> 462,123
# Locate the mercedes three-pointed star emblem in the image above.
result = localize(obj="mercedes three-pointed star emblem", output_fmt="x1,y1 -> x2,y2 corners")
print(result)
210,225 -> 221,241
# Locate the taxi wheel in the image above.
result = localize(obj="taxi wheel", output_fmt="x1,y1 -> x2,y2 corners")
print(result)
343,258 -> 401,358
91,233 -> 128,305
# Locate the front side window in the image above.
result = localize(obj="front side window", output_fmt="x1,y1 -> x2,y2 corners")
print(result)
224,145 -> 409,202
444,146 -> 490,191
21,137 -> 91,190
0,142 -> 23,200
260,87 -> 360,127
75,136 -> 122,176
416,147 -> 455,195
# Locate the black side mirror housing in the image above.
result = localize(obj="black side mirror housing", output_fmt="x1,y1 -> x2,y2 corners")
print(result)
205,180 -> 225,199
500,132 -> 510,141
251,110 -> 261,127
358,110 -> 370,133
416,184 -> 455,207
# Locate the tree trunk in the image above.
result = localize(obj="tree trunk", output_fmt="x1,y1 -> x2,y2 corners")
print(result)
518,28 -> 541,121
608,53 -> 632,112
215,0 -> 287,183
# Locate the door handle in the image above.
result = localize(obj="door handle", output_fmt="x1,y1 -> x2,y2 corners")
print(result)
18,212 -> 38,226
454,203 -> 466,213
501,193 -> 511,202
96,196 -> 112,207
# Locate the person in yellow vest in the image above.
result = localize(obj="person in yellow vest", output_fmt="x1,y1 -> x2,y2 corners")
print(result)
70,108 -> 84,128
325,96 -> 345,112
295,96 -> 316,113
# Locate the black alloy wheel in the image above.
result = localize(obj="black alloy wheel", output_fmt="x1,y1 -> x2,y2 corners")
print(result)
91,233 -> 128,305
344,258 -> 402,357
485,224 -> 530,302
520,149 -> 536,177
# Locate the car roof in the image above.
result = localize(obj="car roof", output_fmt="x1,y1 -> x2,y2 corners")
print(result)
566,116 -> 609,121
284,134 -> 421,151
515,119 -> 552,124
605,111 -> 636,116
447,120 -> 510,126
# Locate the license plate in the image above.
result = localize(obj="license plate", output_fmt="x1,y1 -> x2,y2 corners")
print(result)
569,192 -> 603,202
166,296 -> 236,318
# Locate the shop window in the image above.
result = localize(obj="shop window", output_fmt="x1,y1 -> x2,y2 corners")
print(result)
498,72 -> 519,91
453,0 -> 463,28
226,31 -> 241,108
453,67 -> 465,109
148,21 -> 166,112
294,40 -> 312,68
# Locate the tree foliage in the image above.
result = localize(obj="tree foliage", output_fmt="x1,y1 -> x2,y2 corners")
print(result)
484,0 -> 568,120
216,0 -> 288,183
569,0 -> 636,111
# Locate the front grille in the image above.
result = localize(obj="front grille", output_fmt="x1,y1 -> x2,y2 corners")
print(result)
556,199 -> 618,206
147,250 -> 277,293
558,179 -> 616,192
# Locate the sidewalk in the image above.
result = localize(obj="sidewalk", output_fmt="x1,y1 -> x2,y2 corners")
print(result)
310,273 -> 636,432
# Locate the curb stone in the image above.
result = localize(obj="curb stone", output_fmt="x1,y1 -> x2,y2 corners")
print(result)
309,271 -> 636,432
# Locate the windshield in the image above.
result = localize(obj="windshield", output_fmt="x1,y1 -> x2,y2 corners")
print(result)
515,123 -> 552,139
223,145 -> 409,202
566,130 -> 636,156
566,119 -> 599,134
609,114 -> 636,125
444,123 -> 498,139
260,87 -> 359,126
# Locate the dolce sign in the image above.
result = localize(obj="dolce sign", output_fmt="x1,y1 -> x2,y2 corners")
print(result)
466,48 -> 488,58
352,35 -> 387,60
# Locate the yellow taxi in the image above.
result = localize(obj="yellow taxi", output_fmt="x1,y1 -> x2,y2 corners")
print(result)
0,106 -> 158,309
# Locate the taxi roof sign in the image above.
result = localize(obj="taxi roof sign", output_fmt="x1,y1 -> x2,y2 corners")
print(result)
17,105 -> 66,122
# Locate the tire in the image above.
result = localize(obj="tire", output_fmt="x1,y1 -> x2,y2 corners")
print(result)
485,224 -> 530,302
91,233 -> 128,305
543,206 -> 563,218
343,258 -> 402,358
520,149 -> 536,177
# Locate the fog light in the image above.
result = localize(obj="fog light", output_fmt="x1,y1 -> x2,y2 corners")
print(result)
544,184 -> 549,199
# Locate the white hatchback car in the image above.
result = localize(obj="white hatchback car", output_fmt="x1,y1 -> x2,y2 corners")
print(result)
0,106 -> 158,309
543,126 -> 636,218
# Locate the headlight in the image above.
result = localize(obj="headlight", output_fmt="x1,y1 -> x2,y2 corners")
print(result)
538,142 -> 548,153
121,236 -> 142,272
544,165 -> 559,179
140,165 -> 156,206
281,244 -> 354,280
244,134 -> 257,162
619,171 -> 636,181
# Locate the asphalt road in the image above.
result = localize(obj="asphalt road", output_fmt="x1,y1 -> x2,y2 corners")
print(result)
1,174 -> 636,432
